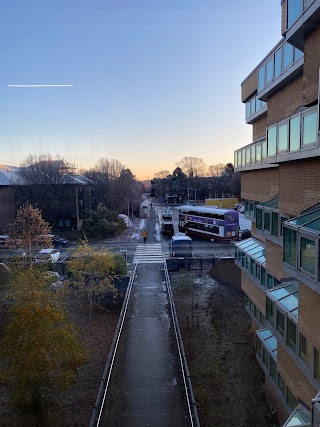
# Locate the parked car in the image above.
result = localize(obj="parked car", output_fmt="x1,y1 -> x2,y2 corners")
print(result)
161,222 -> 174,237
35,248 -> 61,263
37,234 -> 72,248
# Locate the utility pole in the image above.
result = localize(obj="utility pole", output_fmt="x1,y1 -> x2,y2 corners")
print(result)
194,188 -> 200,205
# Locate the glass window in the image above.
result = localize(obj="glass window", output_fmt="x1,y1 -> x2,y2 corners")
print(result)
315,348 -> 320,382
274,48 -> 282,78
254,306 -> 260,321
276,310 -> 285,337
256,338 -> 262,359
246,147 -> 251,165
258,66 -> 265,92
302,112 -> 317,146
278,373 -> 286,396
264,211 -> 271,232
251,145 -> 255,164
289,115 -> 301,151
287,387 -> 299,412
280,216 -> 288,237
250,97 -> 256,115
299,333 -> 312,368
256,144 -> 262,163
261,267 -> 266,287
245,200 -> 249,215
287,0 -> 303,29
283,43 -> 294,69
256,208 -> 263,230
271,212 -> 279,237
256,97 -> 262,111
242,148 -> 246,166
294,47 -> 304,62
287,318 -> 297,354
267,126 -> 277,157
278,122 -> 288,152
283,227 -> 297,268
266,58 -> 274,84
267,273 -> 273,290
270,357 -> 277,382
246,101 -> 251,118
262,347 -> 269,370
237,150 -> 242,167
234,152 -> 237,168
262,139 -> 267,160
266,298 -> 275,327
260,313 -> 265,325
300,237 -> 316,275
256,264 -> 261,281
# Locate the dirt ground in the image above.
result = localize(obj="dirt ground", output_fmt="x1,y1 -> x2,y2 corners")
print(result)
170,270 -> 279,427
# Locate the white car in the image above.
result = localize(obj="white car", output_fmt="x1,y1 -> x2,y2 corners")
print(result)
35,248 -> 61,263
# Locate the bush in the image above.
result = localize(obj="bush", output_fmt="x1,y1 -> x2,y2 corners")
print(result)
81,206 -> 126,239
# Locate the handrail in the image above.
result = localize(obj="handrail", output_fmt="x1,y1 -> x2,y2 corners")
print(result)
163,258 -> 201,427
89,264 -> 137,427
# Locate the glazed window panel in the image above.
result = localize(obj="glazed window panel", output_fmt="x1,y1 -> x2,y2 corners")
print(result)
237,150 -> 242,168
256,144 -> 262,163
266,298 -> 275,327
264,211 -> 271,232
246,147 -> 251,165
283,43 -> 294,69
278,122 -> 288,152
251,145 -> 255,164
256,207 -> 263,230
267,126 -> 277,157
266,57 -> 274,85
274,48 -> 282,78
300,237 -> 316,275
242,148 -> 246,166
276,310 -> 285,337
287,0 -> 303,29
267,273 -> 273,290
302,112 -> 317,146
270,357 -> 277,382
283,227 -> 297,268
246,102 -> 251,119
256,97 -> 262,111
271,212 -> 279,237
299,333 -> 312,368
278,373 -> 286,396
287,388 -> 299,412
314,348 -> 320,382
289,115 -> 301,151
262,139 -> 267,160
250,97 -> 256,115
261,267 -> 266,287
262,347 -> 269,370
256,337 -> 262,359
286,318 -> 297,354
294,47 -> 304,62
258,66 -> 265,92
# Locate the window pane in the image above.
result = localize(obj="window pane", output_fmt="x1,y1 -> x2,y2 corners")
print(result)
246,147 -> 251,165
262,347 -> 269,370
266,298 -> 275,327
242,148 -> 246,166
303,112 -> 317,146
289,115 -> 301,151
251,145 -> 255,164
294,47 -> 304,62
287,0 -> 303,29
271,212 -> 279,237
315,348 -> 320,382
300,237 -> 316,275
256,338 -> 262,359
256,97 -> 262,111
258,66 -> 265,92
299,333 -> 312,367
274,48 -> 282,78
260,313 -> 265,325
283,43 -> 294,69
283,227 -> 297,267
250,97 -> 256,115
237,150 -> 242,167
262,139 -> 267,160
267,127 -> 277,157
246,101 -> 251,118
256,208 -> 263,230
267,273 -> 273,290
287,318 -> 297,354
276,310 -> 285,337
264,212 -> 271,232
278,123 -> 288,151
287,387 -> 299,412
256,144 -> 262,162
266,58 -> 274,84
270,357 -> 277,382
256,264 -> 261,281
278,373 -> 286,396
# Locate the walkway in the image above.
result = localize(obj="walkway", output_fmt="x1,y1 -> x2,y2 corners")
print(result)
133,243 -> 163,264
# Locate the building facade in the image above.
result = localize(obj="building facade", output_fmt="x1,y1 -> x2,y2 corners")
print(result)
234,1 -> 320,426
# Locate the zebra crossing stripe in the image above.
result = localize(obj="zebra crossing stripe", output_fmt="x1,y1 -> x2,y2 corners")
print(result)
133,244 -> 164,264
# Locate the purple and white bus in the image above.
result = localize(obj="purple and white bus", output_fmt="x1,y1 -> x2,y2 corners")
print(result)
178,205 -> 240,241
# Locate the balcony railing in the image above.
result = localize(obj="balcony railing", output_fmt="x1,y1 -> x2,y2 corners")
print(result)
245,94 -> 267,124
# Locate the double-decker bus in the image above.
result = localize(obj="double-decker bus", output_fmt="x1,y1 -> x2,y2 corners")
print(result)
178,205 -> 239,241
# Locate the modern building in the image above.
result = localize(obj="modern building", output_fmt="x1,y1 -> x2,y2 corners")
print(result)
234,1 -> 320,426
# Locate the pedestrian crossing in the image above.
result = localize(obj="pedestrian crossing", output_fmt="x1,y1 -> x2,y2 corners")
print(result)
133,243 -> 164,264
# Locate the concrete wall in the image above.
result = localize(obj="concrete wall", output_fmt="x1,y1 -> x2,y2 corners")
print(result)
208,257 -> 241,290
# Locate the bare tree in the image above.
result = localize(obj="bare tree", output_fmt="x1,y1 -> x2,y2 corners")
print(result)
208,163 -> 226,177
154,170 -> 170,179
176,157 -> 207,178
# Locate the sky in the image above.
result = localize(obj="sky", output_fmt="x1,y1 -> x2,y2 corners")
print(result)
0,1 -> 281,180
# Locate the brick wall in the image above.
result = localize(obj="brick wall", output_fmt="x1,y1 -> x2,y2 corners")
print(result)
264,377 -> 289,425
0,187 -> 16,232
267,76 -> 304,127
265,241 -> 287,280
279,159 -> 320,216
241,72 -> 257,102
303,27 -> 320,106
299,283 -> 320,350
252,115 -> 267,140
241,169 -> 279,201
241,272 -> 266,314
278,344 -> 317,407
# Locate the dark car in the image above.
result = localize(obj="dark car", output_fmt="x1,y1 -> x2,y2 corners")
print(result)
161,223 -> 174,237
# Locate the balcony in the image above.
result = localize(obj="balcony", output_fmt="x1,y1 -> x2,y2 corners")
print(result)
285,0 -> 320,50
234,106 -> 319,172
245,94 -> 267,124
256,328 -> 278,384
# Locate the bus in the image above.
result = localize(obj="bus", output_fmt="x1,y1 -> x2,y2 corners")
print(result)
178,205 -> 239,241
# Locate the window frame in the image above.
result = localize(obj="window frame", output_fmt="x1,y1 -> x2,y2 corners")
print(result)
298,232 -> 318,279
302,108 -> 317,147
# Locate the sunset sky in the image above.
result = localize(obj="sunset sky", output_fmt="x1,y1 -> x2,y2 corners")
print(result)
0,1 -> 281,180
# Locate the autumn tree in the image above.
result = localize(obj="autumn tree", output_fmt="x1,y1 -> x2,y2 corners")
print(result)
9,203 -> 52,256
0,266 -> 86,414
67,243 -> 119,330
